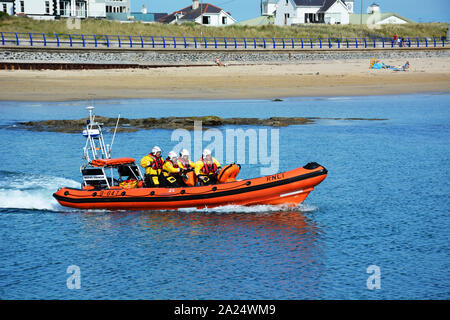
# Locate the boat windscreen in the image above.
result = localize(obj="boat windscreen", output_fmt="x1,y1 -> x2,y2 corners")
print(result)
118,165 -> 140,180
82,168 -> 105,176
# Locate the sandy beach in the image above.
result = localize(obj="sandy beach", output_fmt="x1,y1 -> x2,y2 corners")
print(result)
0,56 -> 449,101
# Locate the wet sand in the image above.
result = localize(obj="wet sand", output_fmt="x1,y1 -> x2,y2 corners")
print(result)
0,57 -> 449,101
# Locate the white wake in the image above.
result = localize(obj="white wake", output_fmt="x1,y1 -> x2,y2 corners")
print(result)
0,173 -> 80,211
178,202 -> 318,214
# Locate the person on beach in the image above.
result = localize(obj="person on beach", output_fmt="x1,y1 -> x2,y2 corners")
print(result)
162,151 -> 186,187
140,146 -> 164,187
392,61 -> 410,71
371,59 -> 409,71
195,149 -> 222,186
215,57 -> 227,67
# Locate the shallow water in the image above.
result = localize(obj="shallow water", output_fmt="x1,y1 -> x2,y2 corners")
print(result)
0,93 -> 449,299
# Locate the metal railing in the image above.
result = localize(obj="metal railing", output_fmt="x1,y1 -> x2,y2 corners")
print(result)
0,32 -> 448,50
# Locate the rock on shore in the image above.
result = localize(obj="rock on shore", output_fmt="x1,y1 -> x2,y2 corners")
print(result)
17,115 -> 387,133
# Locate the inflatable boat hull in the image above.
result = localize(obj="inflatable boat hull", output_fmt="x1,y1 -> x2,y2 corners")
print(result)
53,163 -> 327,210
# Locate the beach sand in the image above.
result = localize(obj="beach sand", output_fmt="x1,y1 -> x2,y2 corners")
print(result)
0,57 -> 449,101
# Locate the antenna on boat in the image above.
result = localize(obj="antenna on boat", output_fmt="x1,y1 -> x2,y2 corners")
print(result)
82,106 -> 110,163
109,113 -> 121,156
87,105 -> 94,123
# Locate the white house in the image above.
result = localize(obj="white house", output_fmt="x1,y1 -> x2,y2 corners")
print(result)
6,0 -> 130,20
236,0 -> 277,26
0,0 -> 14,15
11,0 -> 57,19
261,0 -> 277,16
273,0 -> 354,25
104,0 -> 130,20
159,0 -> 236,26
349,3 -> 413,25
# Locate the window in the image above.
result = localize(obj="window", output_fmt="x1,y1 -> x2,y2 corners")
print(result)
20,1 -> 24,13
59,1 -> 64,15
202,15 -> 210,25
305,13 -> 325,24
284,13 -> 289,25
2,4 -> 6,13
45,1 -> 50,14
285,0 -> 288,5
222,16 -> 227,25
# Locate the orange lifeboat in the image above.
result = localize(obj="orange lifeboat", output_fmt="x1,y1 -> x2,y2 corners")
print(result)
54,107 -> 327,211
53,162 -> 327,211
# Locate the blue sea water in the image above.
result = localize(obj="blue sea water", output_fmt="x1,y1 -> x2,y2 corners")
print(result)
0,93 -> 449,299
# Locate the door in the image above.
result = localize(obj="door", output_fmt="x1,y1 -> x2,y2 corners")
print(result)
284,13 -> 290,25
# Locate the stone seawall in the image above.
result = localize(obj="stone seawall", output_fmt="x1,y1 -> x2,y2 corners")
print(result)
0,48 -> 448,65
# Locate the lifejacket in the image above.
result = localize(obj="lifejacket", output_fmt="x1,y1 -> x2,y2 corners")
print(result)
201,159 -> 218,175
149,153 -> 163,170
163,158 -> 180,177
178,159 -> 193,169
165,158 -> 179,168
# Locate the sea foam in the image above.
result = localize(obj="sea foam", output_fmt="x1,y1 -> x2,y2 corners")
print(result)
0,172 -> 79,211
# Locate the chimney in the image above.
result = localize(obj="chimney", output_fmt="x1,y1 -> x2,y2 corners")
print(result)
193,0 -> 199,10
